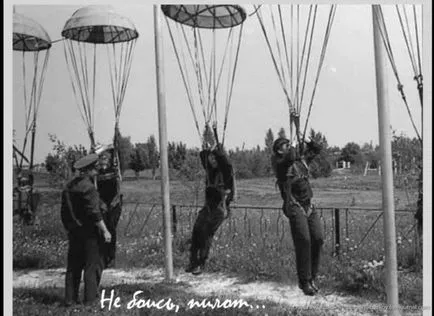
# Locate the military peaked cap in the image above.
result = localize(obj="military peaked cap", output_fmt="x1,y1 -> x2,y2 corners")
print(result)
74,153 -> 99,170
273,137 -> 290,154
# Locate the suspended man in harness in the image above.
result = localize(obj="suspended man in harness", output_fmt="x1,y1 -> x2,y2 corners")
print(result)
93,144 -> 123,269
186,125 -> 235,275
272,129 -> 324,296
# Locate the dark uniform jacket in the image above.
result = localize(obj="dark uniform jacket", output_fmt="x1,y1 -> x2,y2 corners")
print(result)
200,147 -> 235,204
61,175 -> 102,237
97,169 -> 121,211
272,147 -> 297,202
287,159 -> 313,205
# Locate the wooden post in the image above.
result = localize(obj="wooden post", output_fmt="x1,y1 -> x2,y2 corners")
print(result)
334,208 -> 341,256
372,5 -> 400,315
154,5 -> 173,280
172,205 -> 177,235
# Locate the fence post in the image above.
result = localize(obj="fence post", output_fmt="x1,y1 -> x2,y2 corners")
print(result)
334,208 -> 341,256
172,205 -> 177,235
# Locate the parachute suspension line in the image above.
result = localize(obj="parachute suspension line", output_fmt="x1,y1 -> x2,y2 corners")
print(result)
177,22 -> 202,113
108,44 -> 118,120
113,43 -> 122,119
209,27 -> 236,131
375,7 -> 422,143
28,52 -> 39,134
396,5 -> 423,107
290,5 -> 294,102
413,6 -> 422,76
209,27 -> 234,133
255,6 -> 293,109
205,28 -> 214,125
403,6 -> 419,78
26,52 -> 40,170
64,40 -> 95,146
278,6 -> 291,93
299,6 -> 317,115
195,28 -> 210,124
78,41 -> 94,134
222,23 -> 244,147
296,5 -> 300,112
19,51 -> 29,169
412,5 -> 423,108
78,42 -> 92,131
294,5 -> 315,115
396,6 -> 419,79
35,50 -> 50,121
270,6 -> 289,92
212,28 -> 217,127
30,49 -> 50,170
165,17 -> 202,140
22,51 -> 29,130
92,44 -> 97,129
119,40 -> 136,119
302,5 -> 336,143
193,29 -> 208,124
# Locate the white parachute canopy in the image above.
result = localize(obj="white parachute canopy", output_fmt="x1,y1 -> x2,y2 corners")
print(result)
13,12 -> 51,170
162,5 -> 247,146
62,5 -> 139,148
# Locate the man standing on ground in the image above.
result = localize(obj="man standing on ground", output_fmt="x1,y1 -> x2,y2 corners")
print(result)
61,153 -> 112,306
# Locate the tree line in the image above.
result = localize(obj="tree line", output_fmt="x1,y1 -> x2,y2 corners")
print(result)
42,128 -> 421,185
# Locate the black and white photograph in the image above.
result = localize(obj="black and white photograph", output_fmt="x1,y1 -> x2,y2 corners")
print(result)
5,1 -> 432,315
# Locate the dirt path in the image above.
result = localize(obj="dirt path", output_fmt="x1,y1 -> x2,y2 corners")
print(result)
13,267 -> 412,315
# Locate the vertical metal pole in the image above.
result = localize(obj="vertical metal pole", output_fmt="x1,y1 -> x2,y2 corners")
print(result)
372,5 -> 400,315
154,5 -> 173,280
334,208 -> 340,256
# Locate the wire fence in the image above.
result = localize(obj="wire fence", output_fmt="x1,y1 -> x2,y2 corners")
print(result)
118,202 -> 420,272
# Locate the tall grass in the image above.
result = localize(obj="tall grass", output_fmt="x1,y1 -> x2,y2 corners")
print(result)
13,175 -> 422,308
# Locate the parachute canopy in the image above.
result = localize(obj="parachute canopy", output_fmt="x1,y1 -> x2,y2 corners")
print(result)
62,5 -> 138,43
161,5 -> 246,29
13,13 -> 51,51
62,5 -> 138,150
162,5 -> 247,146
13,12 -> 51,171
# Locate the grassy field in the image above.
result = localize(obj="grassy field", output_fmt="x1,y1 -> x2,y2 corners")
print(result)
12,171 -> 423,314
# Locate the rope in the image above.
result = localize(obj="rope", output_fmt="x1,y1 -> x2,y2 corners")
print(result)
302,5 -> 337,142
222,24 -> 244,146
270,6 -> 289,92
18,49 -> 50,169
294,5 -> 315,114
413,6 -> 423,109
165,12 -> 245,145
375,7 -> 422,143
255,6 -> 293,109
396,6 -> 418,78
299,6 -> 317,115
278,5 -> 291,99
165,17 -> 202,139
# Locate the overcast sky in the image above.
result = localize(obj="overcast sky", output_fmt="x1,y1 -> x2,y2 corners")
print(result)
7,2 -> 427,164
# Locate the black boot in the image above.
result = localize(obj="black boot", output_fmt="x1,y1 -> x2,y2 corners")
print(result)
310,279 -> 319,293
299,280 -> 316,296
191,265 -> 204,275
185,262 -> 197,273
